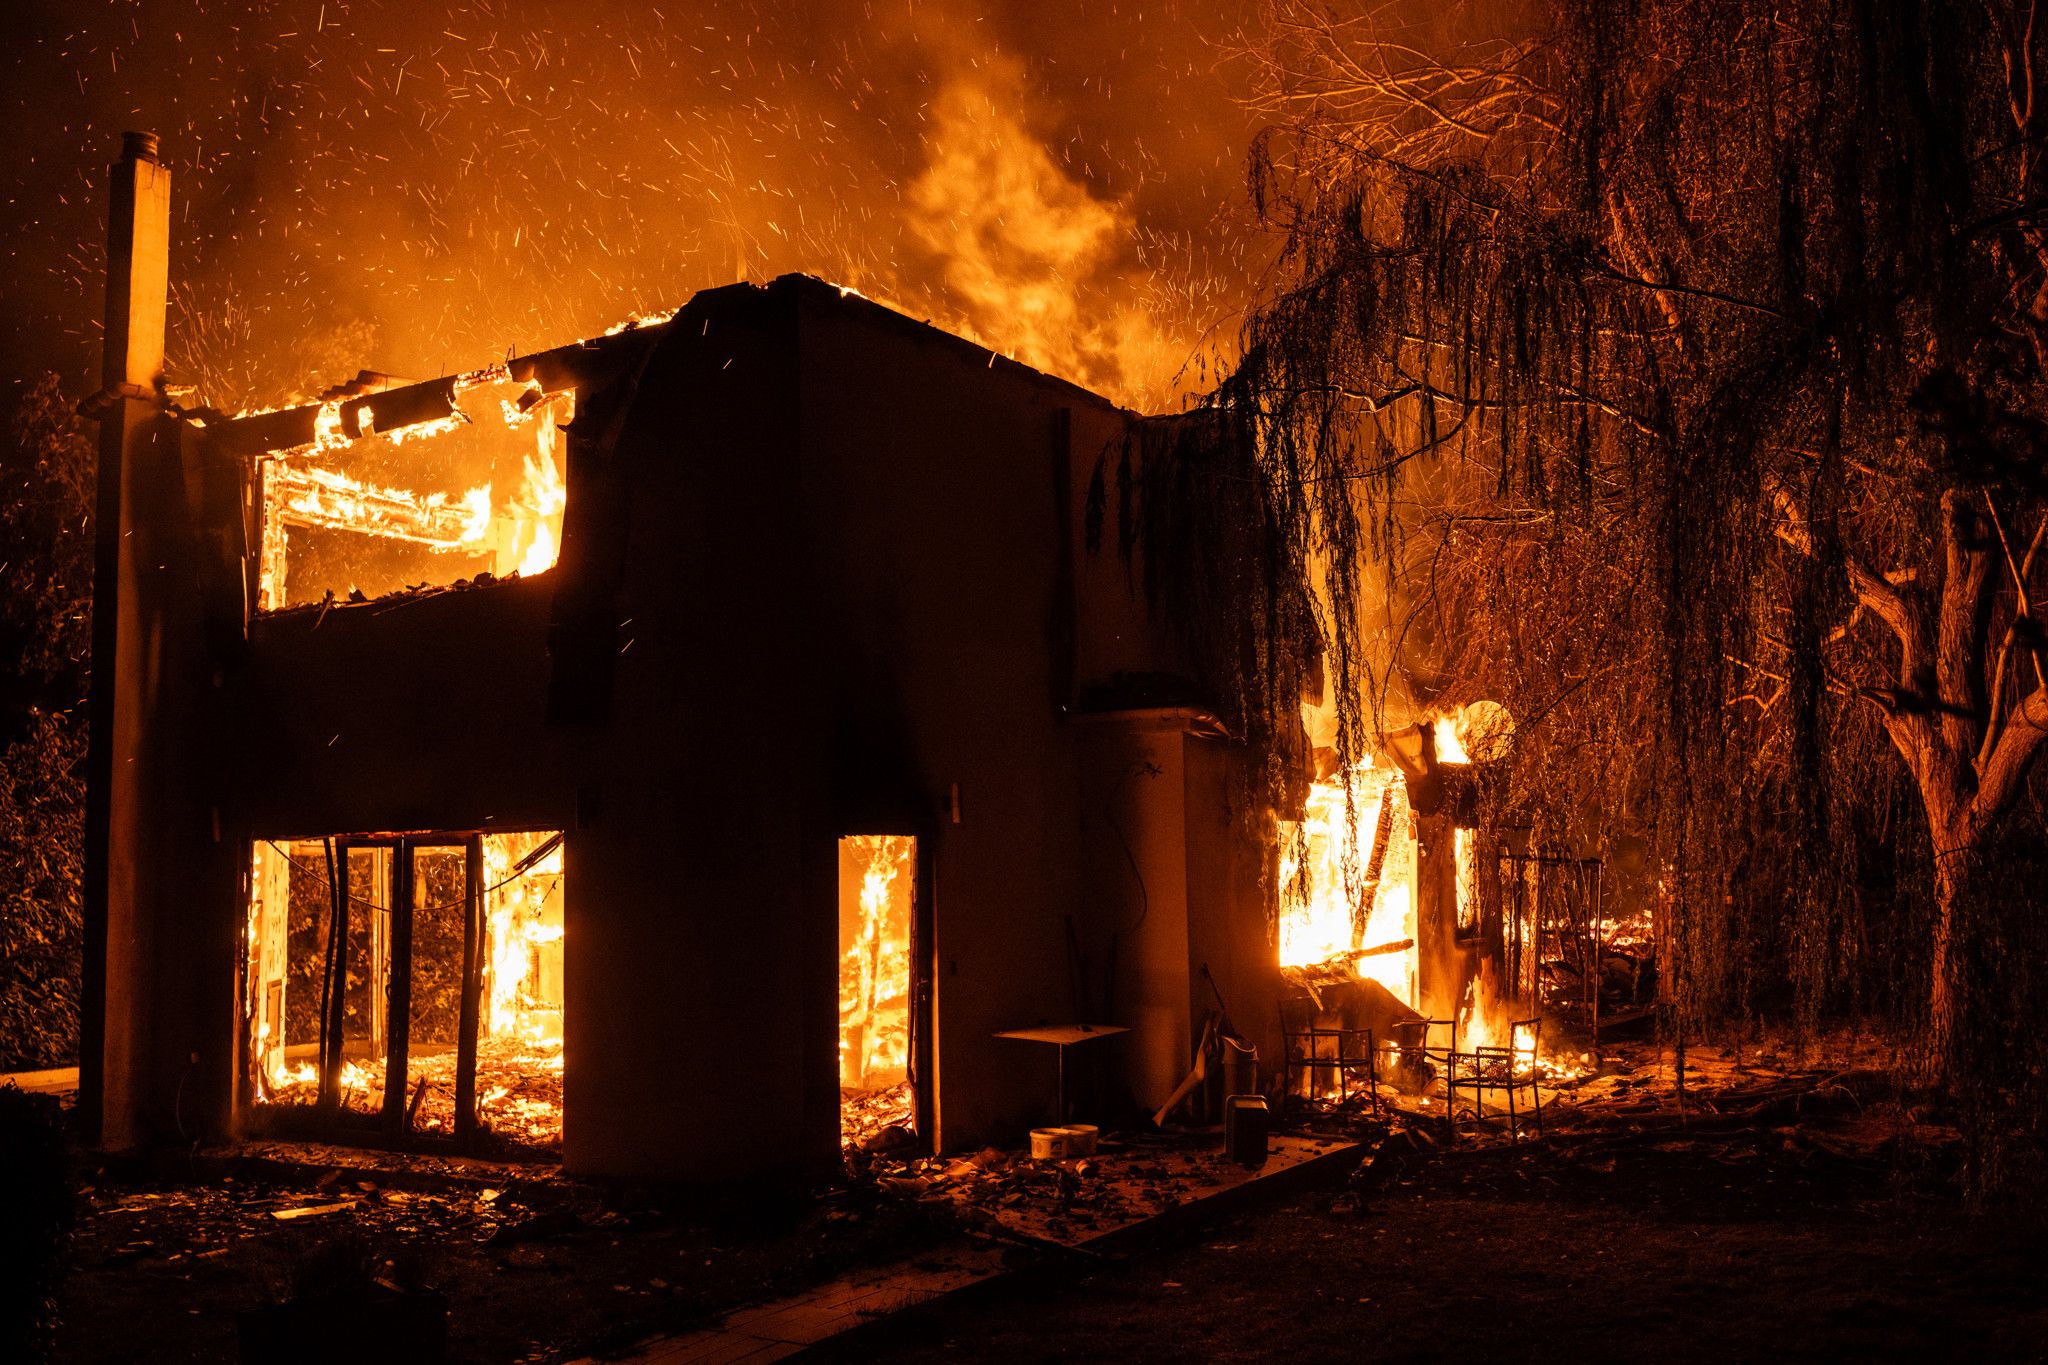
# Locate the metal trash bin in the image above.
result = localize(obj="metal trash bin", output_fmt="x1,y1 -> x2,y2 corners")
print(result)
1224,1093 -> 1269,1167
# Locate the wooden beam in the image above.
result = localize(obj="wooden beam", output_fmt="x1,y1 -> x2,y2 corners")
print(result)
317,840 -> 349,1114
101,132 -> 170,394
382,841 -> 415,1134
454,836 -> 484,1148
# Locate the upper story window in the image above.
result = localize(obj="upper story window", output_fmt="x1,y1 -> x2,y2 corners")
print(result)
256,370 -> 571,612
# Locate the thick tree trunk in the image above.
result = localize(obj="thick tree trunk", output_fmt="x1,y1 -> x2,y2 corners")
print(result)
1890,714 -> 1970,1076
1906,714 -> 2048,1078
1927,859 -> 1961,1073
1842,493 -> 2048,1080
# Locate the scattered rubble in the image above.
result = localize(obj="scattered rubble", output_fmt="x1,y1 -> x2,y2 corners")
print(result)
848,1129 -> 1361,1251
839,1080 -> 915,1152
260,1037 -> 565,1154
59,1145 -> 940,1363
1281,1030 -> 1963,1209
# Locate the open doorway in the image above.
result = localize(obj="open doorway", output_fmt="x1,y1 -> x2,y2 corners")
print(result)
837,834 -> 918,1150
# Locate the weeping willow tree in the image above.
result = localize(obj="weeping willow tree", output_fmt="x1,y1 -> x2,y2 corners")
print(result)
1166,0 -> 2048,1132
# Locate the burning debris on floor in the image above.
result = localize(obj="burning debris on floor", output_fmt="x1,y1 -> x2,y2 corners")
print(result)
1533,1040 -> 1964,1171
1295,1032 -> 1966,1216
841,1081 -> 917,1154
847,1128 -> 1362,1253
261,1037 -> 565,1155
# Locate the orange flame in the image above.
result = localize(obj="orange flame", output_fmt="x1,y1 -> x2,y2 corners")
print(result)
483,832 -> 566,1046
258,376 -> 573,610
1278,758 -> 1418,1005
839,835 -> 914,1093
905,59 -> 1183,407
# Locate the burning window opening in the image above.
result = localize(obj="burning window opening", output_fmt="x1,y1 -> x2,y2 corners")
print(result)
256,372 -> 572,612
245,830 -> 566,1155
1278,758 -> 1419,1007
1279,703 -> 1592,1104
838,834 -> 916,1150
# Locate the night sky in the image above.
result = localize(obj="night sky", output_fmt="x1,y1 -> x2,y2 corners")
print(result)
0,0 -> 1272,415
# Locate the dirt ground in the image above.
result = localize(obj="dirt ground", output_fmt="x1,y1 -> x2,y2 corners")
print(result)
50,1151 -> 957,1364
46,1036 -> 2048,1362
818,1124 -> 2048,1362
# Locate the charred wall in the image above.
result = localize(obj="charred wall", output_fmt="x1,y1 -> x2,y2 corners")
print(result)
215,283 -> 835,1187
790,278 -> 1137,1148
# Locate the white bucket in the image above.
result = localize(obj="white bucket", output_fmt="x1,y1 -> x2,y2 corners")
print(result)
1029,1127 -> 1071,1160
1056,1124 -> 1099,1156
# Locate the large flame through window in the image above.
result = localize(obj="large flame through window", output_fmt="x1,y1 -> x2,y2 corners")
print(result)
838,835 -> 916,1149
1278,759 -> 1419,1004
256,371 -> 571,611
483,832 -> 565,1047
244,830 -> 566,1154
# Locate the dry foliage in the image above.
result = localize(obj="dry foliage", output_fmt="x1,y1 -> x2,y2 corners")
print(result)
1118,0 -> 2048,1177
0,376 -> 91,1072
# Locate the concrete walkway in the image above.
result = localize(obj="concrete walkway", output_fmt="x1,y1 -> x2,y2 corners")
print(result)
581,1132 -> 1365,1363
579,1247 -> 1010,1363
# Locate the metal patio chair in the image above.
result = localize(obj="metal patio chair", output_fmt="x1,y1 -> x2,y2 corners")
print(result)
1442,1015 -> 1545,1142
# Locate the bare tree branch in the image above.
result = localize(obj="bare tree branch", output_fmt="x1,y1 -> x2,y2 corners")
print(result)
1972,683 -> 2048,835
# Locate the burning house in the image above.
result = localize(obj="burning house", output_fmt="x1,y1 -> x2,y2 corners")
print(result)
81,133 -> 1598,1189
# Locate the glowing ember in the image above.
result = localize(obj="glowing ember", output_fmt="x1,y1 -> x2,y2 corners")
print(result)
840,1081 -> 916,1151
259,1038 -> 563,1152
